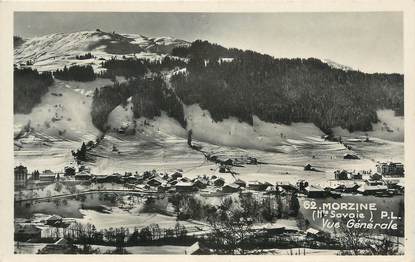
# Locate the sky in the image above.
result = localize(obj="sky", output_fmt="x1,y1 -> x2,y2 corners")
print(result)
14,12 -> 403,74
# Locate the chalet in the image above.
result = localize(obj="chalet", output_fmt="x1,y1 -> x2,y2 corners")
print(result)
384,180 -> 404,193
42,169 -> 55,176
344,153 -> 359,160
222,183 -> 241,193
248,181 -> 269,191
212,177 -> 225,187
14,224 -> 42,241
376,162 -> 404,177
142,170 -> 156,180
158,182 -> 171,192
277,182 -> 298,193
304,164 -> 312,171
305,228 -> 330,239
305,185 -> 329,198
351,172 -> 362,180
357,183 -> 388,195
223,159 -> 234,165
45,215 -> 63,226
193,177 -> 209,189
133,174 -> 145,184
265,185 -> 278,194
74,172 -> 92,181
63,166 -> 76,177
171,171 -> 183,180
219,165 -> 231,173
370,173 -> 383,181
168,180 -> 179,186
178,177 -> 191,183
334,170 -> 349,180
333,184 -> 359,193
234,178 -> 247,188
147,176 -> 164,187
39,174 -> 56,182
136,184 -> 151,190
246,156 -> 258,165
38,238 -> 77,254
175,182 -> 197,192
185,241 -> 209,255
124,176 -> 139,184
14,165 -> 28,188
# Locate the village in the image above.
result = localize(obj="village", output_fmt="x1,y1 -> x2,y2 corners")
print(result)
14,160 -> 405,254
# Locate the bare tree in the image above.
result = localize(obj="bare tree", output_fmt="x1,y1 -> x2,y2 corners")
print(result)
208,208 -> 254,254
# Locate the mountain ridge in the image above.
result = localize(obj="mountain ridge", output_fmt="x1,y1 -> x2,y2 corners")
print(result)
13,30 -> 404,142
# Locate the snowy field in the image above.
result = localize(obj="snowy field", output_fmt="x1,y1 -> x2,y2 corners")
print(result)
15,97 -> 404,185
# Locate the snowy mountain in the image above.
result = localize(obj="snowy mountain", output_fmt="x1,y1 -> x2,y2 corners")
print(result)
13,30 -> 404,173
322,58 -> 355,71
14,30 -> 189,73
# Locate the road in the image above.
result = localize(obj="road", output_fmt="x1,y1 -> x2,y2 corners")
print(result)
14,188 -> 167,203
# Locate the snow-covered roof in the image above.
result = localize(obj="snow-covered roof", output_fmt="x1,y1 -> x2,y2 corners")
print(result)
305,228 -> 320,235
185,241 -> 200,255
54,238 -> 69,246
224,183 -> 240,189
175,182 -> 194,187
305,185 -> 325,192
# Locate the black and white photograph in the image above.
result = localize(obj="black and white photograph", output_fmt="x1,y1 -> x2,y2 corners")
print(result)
11,10 -> 406,256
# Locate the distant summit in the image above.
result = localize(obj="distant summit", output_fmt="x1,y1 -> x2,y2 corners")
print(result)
14,30 -> 189,72
322,58 -> 354,72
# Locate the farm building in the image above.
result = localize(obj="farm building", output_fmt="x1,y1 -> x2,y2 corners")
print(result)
248,181 -> 270,191
212,177 -> 225,187
304,185 -> 329,198
222,183 -> 241,193
334,170 -> 349,180
343,153 -> 359,160
234,178 -> 246,188
175,182 -> 197,192
38,238 -> 78,254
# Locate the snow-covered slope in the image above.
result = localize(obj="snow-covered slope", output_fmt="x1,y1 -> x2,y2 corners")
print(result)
14,78 -> 113,142
14,30 -> 189,73
332,109 -> 404,142
14,78 -> 116,171
106,102 -> 325,151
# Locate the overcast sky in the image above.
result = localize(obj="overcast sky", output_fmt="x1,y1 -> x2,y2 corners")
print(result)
14,12 -> 403,73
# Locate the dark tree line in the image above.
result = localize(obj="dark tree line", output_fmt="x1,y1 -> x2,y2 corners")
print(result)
100,58 -> 147,79
91,82 -> 135,131
143,56 -> 187,72
91,76 -> 186,131
171,40 -> 404,133
14,67 -> 54,114
72,142 -> 88,163
54,65 -> 96,82
99,56 -> 186,80
131,77 -> 186,128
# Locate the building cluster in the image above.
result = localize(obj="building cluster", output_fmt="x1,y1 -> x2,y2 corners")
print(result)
15,214 -> 71,242
328,166 -> 404,196
376,162 -> 404,177
15,160 -> 405,199
14,165 -> 64,190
